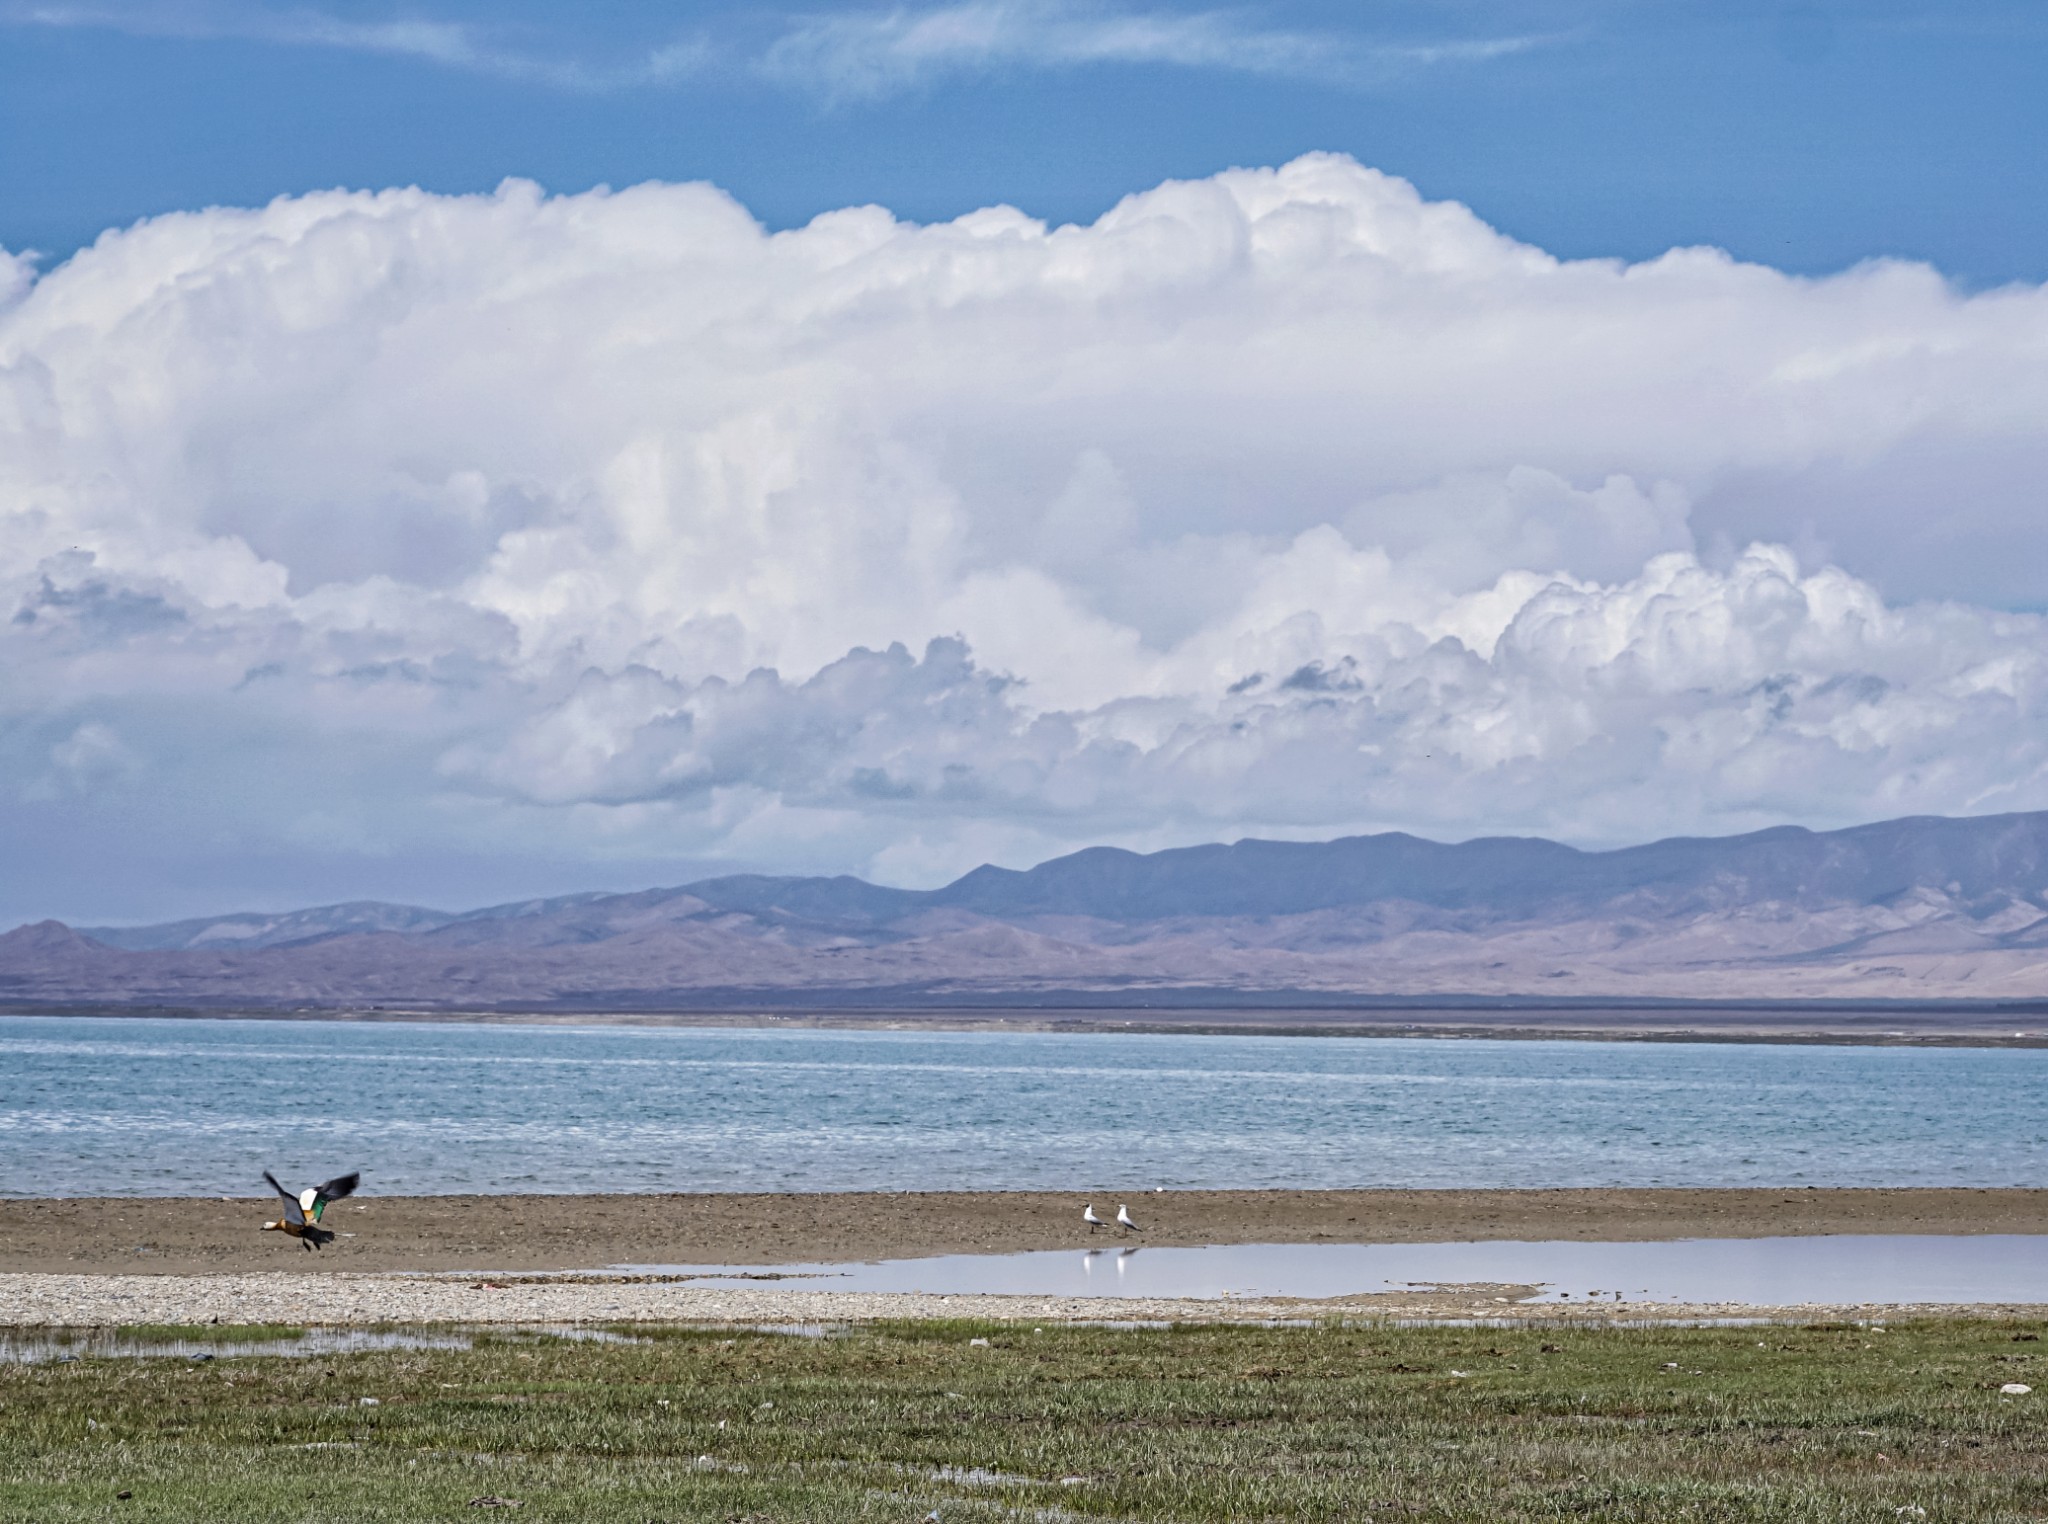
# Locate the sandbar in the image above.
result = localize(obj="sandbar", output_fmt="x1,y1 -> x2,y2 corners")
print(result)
3,1187 -> 2042,1276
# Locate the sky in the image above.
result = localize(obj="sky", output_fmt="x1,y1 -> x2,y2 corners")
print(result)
7,1 -> 2048,926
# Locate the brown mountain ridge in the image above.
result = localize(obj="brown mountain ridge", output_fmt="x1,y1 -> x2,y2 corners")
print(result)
12,813 -> 2048,1012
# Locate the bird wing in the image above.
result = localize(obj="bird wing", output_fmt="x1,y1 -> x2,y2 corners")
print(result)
309,1172 -> 360,1221
263,1172 -> 306,1226
314,1172 -> 360,1207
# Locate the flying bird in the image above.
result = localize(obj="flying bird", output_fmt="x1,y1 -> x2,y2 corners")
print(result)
260,1170 -> 360,1251
291,1170 -> 359,1223
1083,1204 -> 1107,1233
1116,1203 -> 1143,1234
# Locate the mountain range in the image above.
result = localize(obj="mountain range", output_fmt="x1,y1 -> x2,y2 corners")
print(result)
12,811 -> 2048,1011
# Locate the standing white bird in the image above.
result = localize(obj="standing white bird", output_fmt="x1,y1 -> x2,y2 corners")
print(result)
1083,1204 -> 1107,1233
1116,1203 -> 1143,1234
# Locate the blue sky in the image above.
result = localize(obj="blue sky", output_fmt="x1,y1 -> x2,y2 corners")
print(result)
11,0 -> 2048,925
4,1 -> 2047,283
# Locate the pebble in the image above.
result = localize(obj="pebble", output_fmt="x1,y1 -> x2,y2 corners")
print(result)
0,1273 -> 2028,1328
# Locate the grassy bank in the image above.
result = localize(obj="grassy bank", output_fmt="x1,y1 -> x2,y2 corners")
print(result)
2,1318 -> 2043,1521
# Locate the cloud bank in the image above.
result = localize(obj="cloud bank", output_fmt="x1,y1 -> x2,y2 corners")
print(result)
7,154 -> 2048,916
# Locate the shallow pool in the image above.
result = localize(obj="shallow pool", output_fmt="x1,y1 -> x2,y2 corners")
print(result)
0,1325 -> 471,1364
622,1235 -> 2048,1306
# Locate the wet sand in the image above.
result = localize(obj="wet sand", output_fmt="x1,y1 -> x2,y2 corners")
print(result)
4,1188 -> 2043,1276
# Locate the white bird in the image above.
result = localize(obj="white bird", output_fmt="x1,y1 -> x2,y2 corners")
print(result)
1116,1203 -> 1143,1234
1082,1204 -> 1107,1233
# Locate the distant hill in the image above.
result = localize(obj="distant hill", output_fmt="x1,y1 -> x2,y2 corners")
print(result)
81,900 -> 459,951
15,811 -> 2048,1009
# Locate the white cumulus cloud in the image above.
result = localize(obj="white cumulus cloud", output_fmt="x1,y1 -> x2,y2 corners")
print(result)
6,153 -> 2048,918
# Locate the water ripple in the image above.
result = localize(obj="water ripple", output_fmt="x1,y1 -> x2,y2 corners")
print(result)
0,1015 -> 2040,1196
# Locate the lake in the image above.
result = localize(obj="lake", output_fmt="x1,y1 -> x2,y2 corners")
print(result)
0,1015 -> 2041,1197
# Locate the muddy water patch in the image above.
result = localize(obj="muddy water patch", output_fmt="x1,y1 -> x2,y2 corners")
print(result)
0,1322 -> 642,1364
618,1235 -> 2048,1306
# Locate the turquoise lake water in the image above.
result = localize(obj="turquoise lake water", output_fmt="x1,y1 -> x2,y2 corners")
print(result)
0,1015 -> 2041,1197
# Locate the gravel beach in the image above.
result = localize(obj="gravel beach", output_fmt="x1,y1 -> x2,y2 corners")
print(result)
3,1270 -> 2042,1329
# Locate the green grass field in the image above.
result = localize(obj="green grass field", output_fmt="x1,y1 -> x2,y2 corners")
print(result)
2,1318 -> 2043,1521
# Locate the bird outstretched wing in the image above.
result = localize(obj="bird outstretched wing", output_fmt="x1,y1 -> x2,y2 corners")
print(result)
262,1171 -> 307,1227
308,1172 -> 360,1221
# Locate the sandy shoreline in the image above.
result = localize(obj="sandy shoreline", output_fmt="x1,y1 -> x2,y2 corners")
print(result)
4,1188 -> 2043,1276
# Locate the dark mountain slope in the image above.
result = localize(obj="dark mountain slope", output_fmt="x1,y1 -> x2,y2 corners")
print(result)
76,811 -> 2048,953
933,814 -> 2048,922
